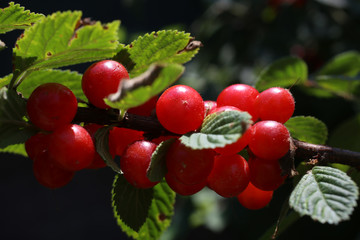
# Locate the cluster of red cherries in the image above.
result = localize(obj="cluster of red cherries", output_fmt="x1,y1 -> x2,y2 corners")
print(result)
25,59 -> 294,210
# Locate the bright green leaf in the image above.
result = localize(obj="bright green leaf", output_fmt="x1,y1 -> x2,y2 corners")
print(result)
0,74 -> 13,88
114,30 -> 200,77
105,63 -> 184,112
17,69 -> 85,100
12,11 -> 119,87
147,138 -> 176,182
328,114 -> 360,152
112,176 -> 175,240
317,51 -> 360,77
0,87 -> 36,148
0,2 -> 44,34
255,56 -> 308,91
285,116 -> 328,145
289,166 -> 358,225
180,110 -> 252,149
0,143 -> 27,157
94,126 -> 121,174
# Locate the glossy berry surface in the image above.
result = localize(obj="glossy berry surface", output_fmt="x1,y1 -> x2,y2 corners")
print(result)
108,127 -> 144,157
82,60 -> 129,109
156,85 -> 205,134
165,172 -> 206,196
33,151 -> 75,189
248,156 -> 287,191
249,120 -> 290,161
25,132 -> 50,160
26,83 -> 78,131
204,100 -> 217,116
48,124 -> 95,171
237,182 -> 273,210
83,123 -> 107,169
216,84 -> 259,121
166,140 -> 215,185
120,140 -> 159,189
255,87 -> 295,123
207,154 -> 250,198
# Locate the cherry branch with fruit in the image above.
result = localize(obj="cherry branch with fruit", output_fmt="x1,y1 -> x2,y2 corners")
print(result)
1,2 -> 360,240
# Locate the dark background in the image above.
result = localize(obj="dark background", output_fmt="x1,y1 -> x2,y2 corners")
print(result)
1,0 -> 360,239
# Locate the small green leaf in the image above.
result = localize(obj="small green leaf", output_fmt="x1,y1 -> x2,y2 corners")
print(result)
0,87 -> 35,148
105,63 -> 184,112
112,174 -> 154,232
328,114 -> 360,152
12,11 -> 119,87
147,138 -> 176,182
17,69 -> 85,100
0,2 -> 44,34
317,51 -> 360,77
180,110 -> 252,150
289,166 -> 358,224
0,143 -> 27,157
285,116 -> 328,145
112,176 -> 175,240
0,74 -> 13,88
114,30 -> 200,77
94,126 -> 121,174
255,56 -> 308,91
314,76 -> 360,99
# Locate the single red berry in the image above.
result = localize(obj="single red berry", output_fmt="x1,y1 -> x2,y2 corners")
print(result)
248,120 -> 290,161
25,132 -> 50,160
82,60 -> 129,109
83,123 -> 108,169
255,87 -> 295,123
26,83 -> 78,131
108,127 -> 144,157
33,151 -> 75,189
207,154 -> 250,198
248,156 -> 287,191
208,105 -> 240,115
48,124 -> 95,171
237,182 -> 273,210
127,96 -> 158,116
156,85 -> 205,134
165,172 -> 206,196
166,140 -> 215,185
216,84 -> 259,121
120,140 -> 159,189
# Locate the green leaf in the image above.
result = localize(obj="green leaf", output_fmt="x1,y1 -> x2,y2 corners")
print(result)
105,63 -> 184,112
0,74 -> 13,88
180,110 -> 252,150
94,126 -> 121,174
147,138 -> 176,182
0,87 -> 36,148
314,75 -> 360,99
17,69 -> 85,100
328,114 -> 360,152
112,174 -> 154,232
0,143 -> 27,157
12,11 -> 119,87
285,116 -> 328,145
317,51 -> 360,77
114,30 -> 200,77
0,2 -> 44,34
289,166 -> 358,224
255,56 -> 308,91
112,176 -> 175,239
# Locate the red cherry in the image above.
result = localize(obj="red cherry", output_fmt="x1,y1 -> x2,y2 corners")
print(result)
82,60 -> 129,109
207,154 -> 250,198
127,96 -> 158,116
26,83 -> 78,131
165,172 -> 206,196
120,140 -> 159,189
237,182 -> 273,210
48,124 -> 95,171
108,127 -> 144,157
25,132 -> 50,160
